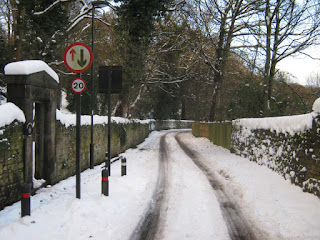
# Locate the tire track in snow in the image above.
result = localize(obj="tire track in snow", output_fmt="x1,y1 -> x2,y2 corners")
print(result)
175,133 -> 260,240
129,134 -> 169,240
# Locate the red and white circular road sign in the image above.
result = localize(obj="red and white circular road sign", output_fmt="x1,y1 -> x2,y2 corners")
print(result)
64,42 -> 93,73
71,78 -> 86,94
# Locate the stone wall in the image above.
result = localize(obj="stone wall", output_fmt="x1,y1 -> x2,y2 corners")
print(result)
151,120 -> 193,131
53,121 -> 150,184
192,113 -> 320,198
53,119 -> 192,184
0,121 -> 24,210
0,113 -> 192,210
231,114 -> 320,198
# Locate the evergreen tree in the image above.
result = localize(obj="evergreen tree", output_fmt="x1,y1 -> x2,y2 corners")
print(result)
0,22 -> 10,103
16,0 -> 69,61
113,0 -> 171,116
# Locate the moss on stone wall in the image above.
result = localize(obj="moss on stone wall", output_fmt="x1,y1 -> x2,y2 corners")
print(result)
0,121 -> 24,210
192,117 -> 320,198
53,121 -> 150,184
231,117 -> 320,198
0,118 -> 190,210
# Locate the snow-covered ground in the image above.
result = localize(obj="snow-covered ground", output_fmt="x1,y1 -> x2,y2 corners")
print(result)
0,130 -> 319,240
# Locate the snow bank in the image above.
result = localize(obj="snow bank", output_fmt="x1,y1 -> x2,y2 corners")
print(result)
56,110 -> 149,127
234,112 -> 314,136
313,97 -> 320,113
235,97 -> 320,135
0,103 -> 25,128
4,60 -> 59,83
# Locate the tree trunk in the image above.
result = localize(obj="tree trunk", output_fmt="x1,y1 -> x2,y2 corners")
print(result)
11,0 -> 23,60
181,96 -> 186,120
114,96 -> 127,117
209,71 -> 223,121
263,0 -> 272,114
209,90 -> 218,121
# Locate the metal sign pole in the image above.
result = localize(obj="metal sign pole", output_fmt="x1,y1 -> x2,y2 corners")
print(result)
76,73 -> 81,199
64,42 -> 91,200
107,66 -> 112,175
90,5 -> 95,170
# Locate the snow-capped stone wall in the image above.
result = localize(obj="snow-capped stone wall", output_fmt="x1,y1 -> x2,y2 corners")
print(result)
52,112 -> 192,184
231,113 -> 320,198
193,98 -> 320,198
0,102 -> 192,210
0,103 -> 25,209
52,112 -> 150,184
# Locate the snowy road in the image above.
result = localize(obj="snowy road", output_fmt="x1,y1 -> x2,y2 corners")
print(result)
0,130 -> 320,240
130,134 -> 169,240
176,133 -> 262,240
132,132 -> 262,240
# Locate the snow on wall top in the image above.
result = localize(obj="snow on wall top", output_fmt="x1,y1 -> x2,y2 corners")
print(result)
0,103 -> 25,128
56,110 -> 149,127
233,98 -> 320,135
4,60 -> 59,83
234,112 -> 315,135
312,97 -> 320,113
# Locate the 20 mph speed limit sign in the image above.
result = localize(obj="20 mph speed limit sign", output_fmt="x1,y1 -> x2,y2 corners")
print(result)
71,78 -> 86,94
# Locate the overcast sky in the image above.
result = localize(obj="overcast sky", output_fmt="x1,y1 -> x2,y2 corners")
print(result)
278,45 -> 320,86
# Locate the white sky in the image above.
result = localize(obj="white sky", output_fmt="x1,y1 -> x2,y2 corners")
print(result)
278,45 -> 320,86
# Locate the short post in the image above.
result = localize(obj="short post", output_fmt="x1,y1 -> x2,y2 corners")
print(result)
21,183 -> 31,217
121,157 -> 127,176
105,152 -> 109,169
90,143 -> 94,169
101,168 -> 109,196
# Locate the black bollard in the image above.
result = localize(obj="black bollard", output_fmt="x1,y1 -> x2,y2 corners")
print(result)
21,183 -> 31,217
101,168 -> 109,196
121,157 -> 127,176
105,152 -> 110,176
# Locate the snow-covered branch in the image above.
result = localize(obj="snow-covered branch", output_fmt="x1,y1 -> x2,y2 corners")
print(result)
168,0 -> 186,11
33,0 -> 74,15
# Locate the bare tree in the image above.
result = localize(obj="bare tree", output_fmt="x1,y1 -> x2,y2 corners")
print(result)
307,72 -> 320,89
193,0 -> 263,121
260,0 -> 320,113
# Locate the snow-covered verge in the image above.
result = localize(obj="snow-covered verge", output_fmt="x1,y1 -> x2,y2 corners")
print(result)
231,111 -> 320,198
0,131 -> 162,240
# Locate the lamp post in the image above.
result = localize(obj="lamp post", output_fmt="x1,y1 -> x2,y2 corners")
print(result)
90,1 -> 108,169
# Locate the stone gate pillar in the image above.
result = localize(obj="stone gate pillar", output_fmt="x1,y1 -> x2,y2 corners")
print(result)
5,60 -> 59,185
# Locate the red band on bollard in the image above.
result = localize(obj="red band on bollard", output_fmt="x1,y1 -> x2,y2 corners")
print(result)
102,176 -> 108,182
21,193 -> 30,199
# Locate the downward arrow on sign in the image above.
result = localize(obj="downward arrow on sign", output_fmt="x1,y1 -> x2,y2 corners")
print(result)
77,49 -> 87,67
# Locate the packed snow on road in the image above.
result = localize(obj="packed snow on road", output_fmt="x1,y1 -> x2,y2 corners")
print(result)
0,130 -> 319,240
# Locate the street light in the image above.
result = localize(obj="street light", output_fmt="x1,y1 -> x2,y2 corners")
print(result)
90,1 -> 108,169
